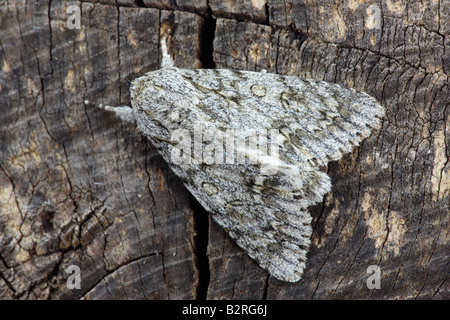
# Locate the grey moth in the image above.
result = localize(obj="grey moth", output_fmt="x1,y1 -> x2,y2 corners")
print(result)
97,37 -> 384,282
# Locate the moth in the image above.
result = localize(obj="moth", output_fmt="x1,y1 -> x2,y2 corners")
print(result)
96,37 -> 384,282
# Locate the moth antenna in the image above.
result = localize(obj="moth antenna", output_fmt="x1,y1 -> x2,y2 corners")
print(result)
160,34 -> 175,68
85,100 -> 135,123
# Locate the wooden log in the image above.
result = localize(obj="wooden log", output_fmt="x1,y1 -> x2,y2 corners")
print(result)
0,0 -> 448,299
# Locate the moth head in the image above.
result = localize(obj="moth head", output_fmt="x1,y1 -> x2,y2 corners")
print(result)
130,69 -> 200,141
132,69 -> 196,111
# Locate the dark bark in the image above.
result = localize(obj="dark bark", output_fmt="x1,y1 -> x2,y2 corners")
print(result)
0,0 -> 448,299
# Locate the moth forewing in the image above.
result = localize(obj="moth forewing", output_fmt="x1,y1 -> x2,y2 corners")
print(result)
103,38 -> 384,282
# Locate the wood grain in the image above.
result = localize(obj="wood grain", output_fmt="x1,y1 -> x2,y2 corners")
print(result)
0,0 -> 448,299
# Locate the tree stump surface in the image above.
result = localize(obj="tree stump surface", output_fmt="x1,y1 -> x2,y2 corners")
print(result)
0,0 -> 448,299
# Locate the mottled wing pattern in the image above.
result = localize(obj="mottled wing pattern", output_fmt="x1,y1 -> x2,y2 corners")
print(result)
129,65 -> 384,282
178,68 -> 385,167
169,160 -> 330,282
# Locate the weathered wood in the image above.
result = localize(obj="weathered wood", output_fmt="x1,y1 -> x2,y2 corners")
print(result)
212,16 -> 449,299
0,0 -> 199,300
209,0 -> 267,23
0,0 -> 448,300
